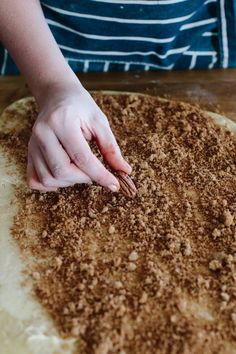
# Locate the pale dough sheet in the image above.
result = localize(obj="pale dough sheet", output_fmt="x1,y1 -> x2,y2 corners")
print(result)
0,97 -> 76,354
0,94 -> 236,354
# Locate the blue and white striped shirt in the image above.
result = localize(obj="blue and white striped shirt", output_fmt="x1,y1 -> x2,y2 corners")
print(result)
0,0 -> 235,74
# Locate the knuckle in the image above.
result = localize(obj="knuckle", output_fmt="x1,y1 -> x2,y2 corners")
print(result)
32,122 -> 43,140
51,164 -> 65,179
32,125 -> 47,152
41,177 -> 54,188
104,143 -> 121,158
31,125 -> 48,151
47,111 -> 59,126
72,152 -> 91,168
47,106 -> 69,127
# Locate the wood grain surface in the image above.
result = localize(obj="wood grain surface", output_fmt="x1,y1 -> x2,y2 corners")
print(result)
0,69 -> 235,120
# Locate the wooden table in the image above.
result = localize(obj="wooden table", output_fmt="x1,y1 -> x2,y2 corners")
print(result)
0,69 -> 235,120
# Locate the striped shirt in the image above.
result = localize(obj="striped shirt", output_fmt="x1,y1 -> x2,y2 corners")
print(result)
0,0 -> 235,74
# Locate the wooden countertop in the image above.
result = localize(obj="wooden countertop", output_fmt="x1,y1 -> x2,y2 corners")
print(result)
0,69 -> 235,120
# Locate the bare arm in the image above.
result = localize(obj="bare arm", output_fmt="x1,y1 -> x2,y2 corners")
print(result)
0,0 -> 78,102
0,0 -> 131,191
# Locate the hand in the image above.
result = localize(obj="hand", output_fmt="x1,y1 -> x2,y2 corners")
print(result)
27,82 -> 131,191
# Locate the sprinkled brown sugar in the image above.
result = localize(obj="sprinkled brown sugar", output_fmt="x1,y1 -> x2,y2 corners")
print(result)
1,93 -> 236,353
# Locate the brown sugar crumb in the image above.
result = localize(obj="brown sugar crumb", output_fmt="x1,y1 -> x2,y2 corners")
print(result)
128,250 -> 139,262
2,93 -> 236,354
42,230 -> 48,238
223,209 -> 234,227
221,292 -> 230,302
55,256 -> 63,269
127,262 -> 137,272
209,259 -> 222,271
114,280 -> 123,289
32,271 -> 40,280
212,228 -> 221,239
231,313 -> 236,323
139,292 -> 148,304
108,225 -> 115,234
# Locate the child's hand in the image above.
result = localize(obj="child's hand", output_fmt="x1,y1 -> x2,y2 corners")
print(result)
0,0 -> 131,191
27,83 -> 131,191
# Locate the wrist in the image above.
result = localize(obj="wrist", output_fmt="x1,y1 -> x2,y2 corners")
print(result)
32,72 -> 84,108
33,74 -> 84,107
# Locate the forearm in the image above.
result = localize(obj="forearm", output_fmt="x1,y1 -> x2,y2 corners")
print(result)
0,0 -> 80,104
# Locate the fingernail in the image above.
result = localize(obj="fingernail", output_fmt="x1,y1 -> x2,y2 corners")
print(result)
108,184 -> 119,192
124,161 -> 132,173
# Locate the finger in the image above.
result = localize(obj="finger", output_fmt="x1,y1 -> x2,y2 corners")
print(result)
35,128 -> 91,184
56,126 -> 120,191
30,140 -> 75,189
27,154 -> 57,192
95,119 -> 132,174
